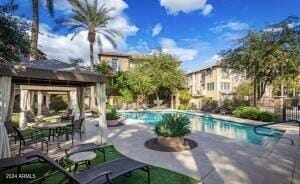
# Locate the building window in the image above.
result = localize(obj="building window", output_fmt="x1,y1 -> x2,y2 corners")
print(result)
111,58 -> 120,71
207,82 -> 214,91
220,82 -> 230,91
201,72 -> 205,79
207,69 -> 212,76
221,69 -> 229,79
201,84 -> 205,90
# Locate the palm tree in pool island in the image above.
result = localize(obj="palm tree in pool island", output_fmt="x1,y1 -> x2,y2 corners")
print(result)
58,0 -> 121,108
31,0 -> 54,59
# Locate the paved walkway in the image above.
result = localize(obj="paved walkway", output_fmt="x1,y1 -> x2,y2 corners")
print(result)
106,118 -> 300,184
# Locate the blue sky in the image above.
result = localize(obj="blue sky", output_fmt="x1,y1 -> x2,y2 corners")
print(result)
11,0 -> 300,71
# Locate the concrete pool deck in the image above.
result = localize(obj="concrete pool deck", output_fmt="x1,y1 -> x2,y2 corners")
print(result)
17,115 -> 298,184
106,115 -> 300,184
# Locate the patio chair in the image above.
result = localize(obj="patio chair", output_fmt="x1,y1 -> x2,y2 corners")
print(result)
58,114 -> 75,123
0,146 -> 150,184
50,115 -> 75,141
4,120 -> 18,144
64,118 -> 85,145
65,143 -> 106,161
12,125 -> 49,155
26,110 -> 42,123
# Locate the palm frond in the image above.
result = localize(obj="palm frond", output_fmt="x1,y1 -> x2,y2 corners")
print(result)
71,30 -> 82,40
54,0 -> 120,47
101,33 -> 117,49
97,35 -> 103,53
45,0 -> 54,17
67,0 -> 87,15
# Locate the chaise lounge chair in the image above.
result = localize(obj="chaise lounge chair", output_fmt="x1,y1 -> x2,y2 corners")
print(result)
12,125 -> 49,155
65,143 -> 106,161
0,146 -> 150,184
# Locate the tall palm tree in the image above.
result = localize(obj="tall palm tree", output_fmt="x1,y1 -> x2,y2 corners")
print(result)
31,0 -> 54,59
58,0 -> 121,108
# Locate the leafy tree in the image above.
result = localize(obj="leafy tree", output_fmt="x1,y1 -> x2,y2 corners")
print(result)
57,0 -> 122,108
112,71 -> 134,108
95,62 -> 114,76
127,68 -> 156,107
0,2 -> 30,63
130,50 -> 186,108
272,74 -> 300,97
31,0 -> 54,59
119,89 -> 134,105
234,81 -> 253,99
179,89 -> 191,106
221,16 -> 300,106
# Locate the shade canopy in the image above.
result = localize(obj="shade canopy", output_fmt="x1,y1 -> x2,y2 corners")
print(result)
0,60 -> 106,87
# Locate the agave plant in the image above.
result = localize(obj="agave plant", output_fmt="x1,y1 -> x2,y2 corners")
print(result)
155,114 -> 191,137
106,107 -> 121,120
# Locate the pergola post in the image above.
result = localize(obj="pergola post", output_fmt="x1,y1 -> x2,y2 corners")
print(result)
96,83 -> 108,144
30,91 -> 35,111
26,91 -> 31,111
19,89 -> 28,129
45,94 -> 50,109
37,91 -> 43,116
70,90 -> 78,119
67,92 -> 71,109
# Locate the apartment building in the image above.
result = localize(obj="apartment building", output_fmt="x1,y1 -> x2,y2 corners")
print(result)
187,63 -> 245,108
98,52 -> 134,71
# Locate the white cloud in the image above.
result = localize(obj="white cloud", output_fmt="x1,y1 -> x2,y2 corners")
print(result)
37,0 -> 138,64
201,4 -> 213,16
160,38 -> 198,61
159,0 -> 213,15
210,21 -> 249,41
219,32 -> 245,41
211,21 -> 249,32
128,39 -> 150,54
152,23 -> 163,37
55,0 -> 128,17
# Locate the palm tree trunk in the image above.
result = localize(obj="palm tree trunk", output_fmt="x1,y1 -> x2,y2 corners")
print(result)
89,41 -> 96,109
30,0 -> 39,60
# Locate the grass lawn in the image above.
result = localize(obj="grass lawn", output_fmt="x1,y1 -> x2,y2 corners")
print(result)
0,146 -> 198,184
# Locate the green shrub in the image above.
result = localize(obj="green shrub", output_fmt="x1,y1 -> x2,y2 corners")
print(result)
201,97 -> 218,111
187,102 -> 197,110
49,101 -> 68,112
233,99 -> 249,107
209,100 -> 218,110
221,99 -> 249,113
178,104 -> 188,110
155,114 -> 191,137
258,111 -> 278,122
221,99 -> 232,111
106,107 -> 121,120
233,106 -> 261,120
91,107 -> 99,115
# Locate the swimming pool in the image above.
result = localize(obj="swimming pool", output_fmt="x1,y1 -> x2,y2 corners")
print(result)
122,111 -> 284,146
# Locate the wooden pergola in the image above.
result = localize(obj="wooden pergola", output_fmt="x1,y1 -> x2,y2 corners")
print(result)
0,60 -> 107,158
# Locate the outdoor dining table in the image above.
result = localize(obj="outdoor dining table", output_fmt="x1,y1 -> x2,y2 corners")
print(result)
34,121 -> 72,141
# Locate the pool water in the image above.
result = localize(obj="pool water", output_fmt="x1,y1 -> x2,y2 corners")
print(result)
122,111 -> 284,146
